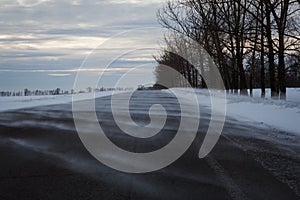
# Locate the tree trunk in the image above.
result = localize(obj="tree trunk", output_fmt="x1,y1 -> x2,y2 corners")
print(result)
260,1 -> 266,98
278,30 -> 287,99
266,6 -> 277,97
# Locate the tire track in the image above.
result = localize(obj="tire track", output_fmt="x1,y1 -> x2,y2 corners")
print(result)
205,156 -> 249,200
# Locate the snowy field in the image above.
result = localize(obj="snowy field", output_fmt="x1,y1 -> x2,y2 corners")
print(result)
171,88 -> 300,135
0,91 -> 124,112
0,88 -> 299,135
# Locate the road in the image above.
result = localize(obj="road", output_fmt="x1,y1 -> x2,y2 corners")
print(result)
0,91 -> 299,200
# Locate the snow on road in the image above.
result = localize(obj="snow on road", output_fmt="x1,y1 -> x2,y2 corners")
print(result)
0,88 -> 299,135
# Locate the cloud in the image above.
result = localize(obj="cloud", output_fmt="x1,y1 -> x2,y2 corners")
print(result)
48,73 -> 72,77
108,0 -> 164,5
0,0 -> 162,56
17,0 -> 51,7
0,0 -> 163,90
0,67 -> 151,73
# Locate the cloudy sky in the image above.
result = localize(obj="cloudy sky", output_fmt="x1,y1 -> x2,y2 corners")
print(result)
0,0 -> 166,91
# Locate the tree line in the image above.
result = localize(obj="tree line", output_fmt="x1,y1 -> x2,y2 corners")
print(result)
155,0 -> 300,98
0,88 -> 69,97
0,87 -> 134,97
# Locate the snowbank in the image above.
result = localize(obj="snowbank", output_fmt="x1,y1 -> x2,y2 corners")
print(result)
169,88 -> 300,135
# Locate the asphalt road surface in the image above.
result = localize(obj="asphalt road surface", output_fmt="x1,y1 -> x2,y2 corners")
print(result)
0,91 -> 299,200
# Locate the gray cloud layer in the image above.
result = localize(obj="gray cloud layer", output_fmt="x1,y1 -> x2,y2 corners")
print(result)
0,0 -> 165,90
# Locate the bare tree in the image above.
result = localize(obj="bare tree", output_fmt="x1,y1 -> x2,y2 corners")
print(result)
156,0 -> 300,97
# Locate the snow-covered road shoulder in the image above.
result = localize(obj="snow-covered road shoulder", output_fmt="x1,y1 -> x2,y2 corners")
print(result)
168,88 -> 300,136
